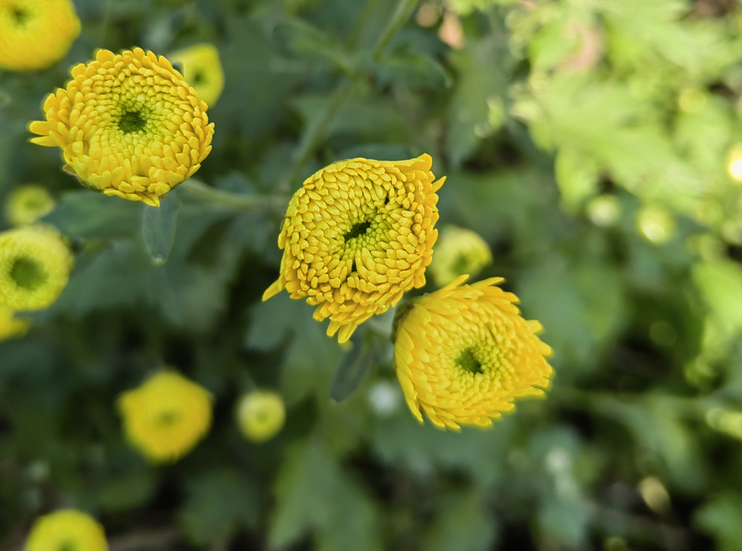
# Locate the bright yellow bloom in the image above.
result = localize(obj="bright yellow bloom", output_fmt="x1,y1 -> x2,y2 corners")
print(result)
0,227 -> 73,311
393,275 -> 553,430
168,43 -> 224,107
430,225 -> 493,287
0,0 -> 80,72
29,48 -> 215,207
0,303 -> 29,341
5,185 -> 56,226
24,510 -> 107,551
117,371 -> 213,463
263,154 -> 444,343
236,390 -> 286,443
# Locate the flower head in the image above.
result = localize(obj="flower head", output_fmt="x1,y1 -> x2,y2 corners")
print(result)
24,510 -> 107,551
263,154 -> 444,343
430,225 -> 493,287
5,185 -> 56,226
0,226 -> 73,311
393,275 -> 553,430
117,371 -> 213,463
0,303 -> 29,341
29,48 -> 215,207
0,0 -> 80,72
168,43 -> 224,107
236,390 -> 286,443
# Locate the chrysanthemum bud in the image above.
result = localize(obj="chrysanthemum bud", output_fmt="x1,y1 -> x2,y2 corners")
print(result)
29,48 -> 215,207
264,154 -> 444,343
236,390 -> 286,443
25,510 -> 107,551
430,225 -> 493,287
168,43 -> 225,107
393,275 -> 553,430
0,303 -> 29,341
0,0 -> 80,72
117,371 -> 213,463
5,185 -> 56,227
0,226 -> 73,311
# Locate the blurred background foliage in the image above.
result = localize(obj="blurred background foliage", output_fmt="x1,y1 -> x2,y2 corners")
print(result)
3,0 -> 742,549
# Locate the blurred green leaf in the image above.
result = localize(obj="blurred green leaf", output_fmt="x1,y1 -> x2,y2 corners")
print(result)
554,147 -> 599,213
141,191 -> 181,265
330,331 -> 380,403
422,489 -> 498,551
274,19 -> 355,74
43,191 -> 141,240
97,470 -> 157,512
371,52 -> 450,90
695,494 -> 742,551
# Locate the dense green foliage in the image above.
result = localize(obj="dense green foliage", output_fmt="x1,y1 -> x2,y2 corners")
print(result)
3,0 -> 742,549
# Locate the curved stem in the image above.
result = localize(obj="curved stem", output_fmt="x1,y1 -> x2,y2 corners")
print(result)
182,179 -> 288,212
373,0 -> 420,61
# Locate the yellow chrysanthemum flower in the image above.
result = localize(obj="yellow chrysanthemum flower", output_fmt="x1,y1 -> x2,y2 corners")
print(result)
0,303 -> 29,341
0,0 -> 80,72
29,48 -> 215,207
236,390 -> 286,443
5,185 -> 56,226
24,509 -> 107,551
263,154 -> 444,343
117,371 -> 213,463
0,227 -> 73,312
393,275 -> 553,430
429,225 -> 493,287
168,43 -> 224,107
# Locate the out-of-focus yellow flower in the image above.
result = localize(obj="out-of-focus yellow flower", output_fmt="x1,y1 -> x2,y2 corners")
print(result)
236,390 -> 286,443
29,48 -> 215,207
263,154 -> 444,343
727,143 -> 742,182
636,205 -> 675,245
0,303 -> 29,341
25,510 -> 107,551
117,371 -> 213,463
0,0 -> 80,72
0,227 -> 73,311
393,275 -> 553,430
5,185 -> 56,226
168,43 -> 224,107
430,225 -> 492,287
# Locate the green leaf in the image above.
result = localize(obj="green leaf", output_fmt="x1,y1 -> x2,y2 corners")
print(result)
422,490 -> 498,551
141,191 -> 181,265
42,190 -> 142,239
371,52 -> 450,90
97,470 -> 156,512
274,19 -> 355,74
179,470 -> 260,546
329,331 -> 380,403
696,494 -> 742,551
554,147 -> 600,213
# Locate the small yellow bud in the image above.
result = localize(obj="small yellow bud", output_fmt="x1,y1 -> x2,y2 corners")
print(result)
5,185 -> 56,227
430,225 -> 493,287
236,390 -> 286,443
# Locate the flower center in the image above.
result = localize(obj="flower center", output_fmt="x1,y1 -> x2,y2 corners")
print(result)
59,541 -> 76,551
9,5 -> 30,26
118,110 -> 147,134
155,410 -> 181,427
344,220 -> 372,241
192,70 -> 206,86
9,257 -> 47,290
455,348 -> 483,375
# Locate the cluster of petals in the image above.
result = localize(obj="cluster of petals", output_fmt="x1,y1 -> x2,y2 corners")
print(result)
30,48 -> 214,207
25,509 -> 107,551
117,371 -> 213,463
263,154 -> 444,343
0,226 -> 73,311
0,0 -> 80,72
393,275 -> 554,430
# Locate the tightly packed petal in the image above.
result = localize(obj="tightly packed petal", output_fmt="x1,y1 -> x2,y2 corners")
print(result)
430,225 -> 493,287
0,0 -> 80,72
117,371 -> 213,463
0,226 -> 74,311
4,184 -> 56,226
25,510 -> 107,551
29,48 -> 215,207
263,154 -> 444,343
393,275 -> 553,430
168,43 -> 225,107
236,390 -> 286,443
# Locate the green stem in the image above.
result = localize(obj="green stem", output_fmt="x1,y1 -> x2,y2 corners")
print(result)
372,0 -> 420,61
182,179 -> 288,211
